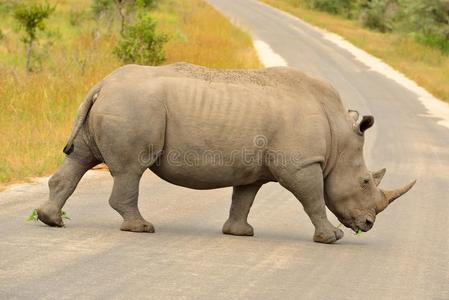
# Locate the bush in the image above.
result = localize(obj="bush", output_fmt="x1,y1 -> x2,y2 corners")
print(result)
358,0 -> 399,32
114,13 -> 168,65
399,0 -> 449,53
305,0 -> 353,16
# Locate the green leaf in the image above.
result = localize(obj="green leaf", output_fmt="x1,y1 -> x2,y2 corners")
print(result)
26,209 -> 38,221
61,210 -> 71,220
355,229 -> 363,236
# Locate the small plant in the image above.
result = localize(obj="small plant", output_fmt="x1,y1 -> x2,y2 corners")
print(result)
14,2 -> 55,72
26,209 -> 71,221
114,13 -> 168,65
61,210 -> 71,220
337,223 -> 364,236
27,209 -> 39,221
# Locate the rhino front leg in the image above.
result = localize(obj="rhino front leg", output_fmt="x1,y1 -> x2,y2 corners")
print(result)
109,172 -> 154,233
276,164 -> 343,244
222,183 -> 261,236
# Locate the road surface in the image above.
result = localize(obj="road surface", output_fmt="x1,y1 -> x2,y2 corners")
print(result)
1,0 -> 448,299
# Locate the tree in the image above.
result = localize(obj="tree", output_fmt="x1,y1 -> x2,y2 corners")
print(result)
14,2 -> 55,72
92,0 -> 157,35
114,13 -> 168,65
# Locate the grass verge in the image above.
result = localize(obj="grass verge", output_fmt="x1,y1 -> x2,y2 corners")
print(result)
0,0 -> 261,187
261,0 -> 449,103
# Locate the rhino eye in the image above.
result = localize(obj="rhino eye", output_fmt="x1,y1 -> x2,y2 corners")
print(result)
361,177 -> 370,187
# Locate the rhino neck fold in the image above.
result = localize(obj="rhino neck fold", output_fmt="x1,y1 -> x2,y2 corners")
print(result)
319,102 -> 339,179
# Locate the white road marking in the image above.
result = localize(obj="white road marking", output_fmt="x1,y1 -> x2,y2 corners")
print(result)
253,40 -> 288,67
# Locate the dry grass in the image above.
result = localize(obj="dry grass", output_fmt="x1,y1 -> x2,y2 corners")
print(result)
156,0 -> 261,69
0,0 -> 261,186
261,0 -> 449,103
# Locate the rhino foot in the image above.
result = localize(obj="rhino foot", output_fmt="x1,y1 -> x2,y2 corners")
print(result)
37,202 -> 64,227
222,219 -> 254,236
120,219 -> 155,233
313,225 -> 344,244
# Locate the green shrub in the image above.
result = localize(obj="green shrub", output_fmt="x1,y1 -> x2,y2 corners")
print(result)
359,0 -> 399,32
305,0 -> 353,16
399,0 -> 449,53
414,33 -> 449,53
114,13 -> 168,65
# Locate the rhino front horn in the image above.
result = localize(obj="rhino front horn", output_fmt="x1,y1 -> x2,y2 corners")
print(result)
378,180 -> 416,212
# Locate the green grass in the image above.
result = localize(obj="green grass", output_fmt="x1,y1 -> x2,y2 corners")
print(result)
261,0 -> 449,103
0,0 -> 261,188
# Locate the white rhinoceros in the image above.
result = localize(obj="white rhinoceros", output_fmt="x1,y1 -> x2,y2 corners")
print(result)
37,63 -> 415,243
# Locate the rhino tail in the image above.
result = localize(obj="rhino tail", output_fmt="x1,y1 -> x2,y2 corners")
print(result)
63,82 -> 102,155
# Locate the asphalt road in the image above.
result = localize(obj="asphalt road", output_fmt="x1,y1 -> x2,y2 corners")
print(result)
1,0 -> 448,299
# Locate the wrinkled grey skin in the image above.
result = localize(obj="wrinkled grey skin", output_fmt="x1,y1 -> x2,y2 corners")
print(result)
37,63 -> 415,243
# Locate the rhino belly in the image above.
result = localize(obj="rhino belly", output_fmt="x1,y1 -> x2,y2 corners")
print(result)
151,154 -> 273,189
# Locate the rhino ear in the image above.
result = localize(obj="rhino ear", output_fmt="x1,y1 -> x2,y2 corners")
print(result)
348,110 -> 359,123
357,115 -> 374,135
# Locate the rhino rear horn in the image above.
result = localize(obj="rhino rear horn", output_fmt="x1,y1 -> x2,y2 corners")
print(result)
348,110 -> 360,123
378,180 -> 416,212
372,168 -> 386,186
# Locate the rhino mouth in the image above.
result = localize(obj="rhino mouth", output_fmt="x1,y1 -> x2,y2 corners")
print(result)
351,219 -> 375,233
338,217 -> 372,233
350,224 -> 360,233
345,222 -> 367,233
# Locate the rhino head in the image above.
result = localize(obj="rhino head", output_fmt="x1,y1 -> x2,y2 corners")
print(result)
324,110 -> 416,233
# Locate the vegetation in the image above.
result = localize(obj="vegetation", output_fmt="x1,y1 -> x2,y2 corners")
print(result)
261,0 -> 449,103
13,2 -> 55,71
26,208 -> 70,221
91,0 -> 157,35
114,13 -> 168,65
287,0 -> 449,52
0,0 -> 261,187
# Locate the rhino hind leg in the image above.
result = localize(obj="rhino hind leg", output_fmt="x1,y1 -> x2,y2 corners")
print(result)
222,183 -> 261,236
274,164 -> 344,244
38,135 -> 99,227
